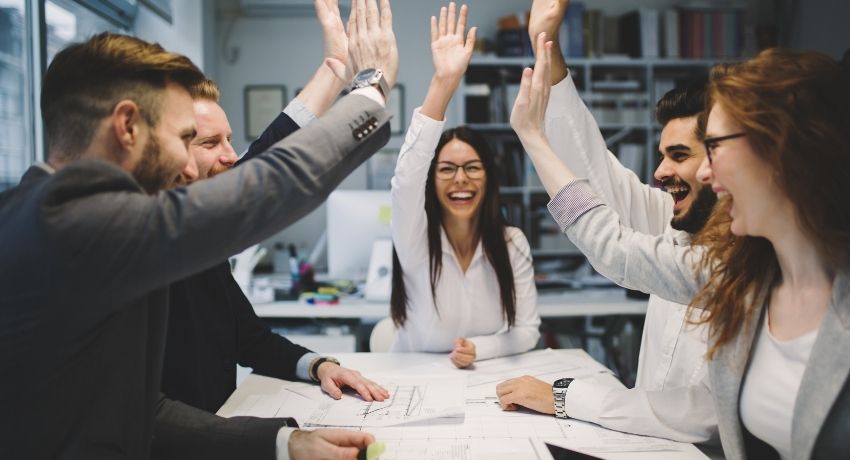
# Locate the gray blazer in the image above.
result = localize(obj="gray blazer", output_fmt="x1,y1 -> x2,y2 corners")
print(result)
0,94 -> 390,460
550,182 -> 850,459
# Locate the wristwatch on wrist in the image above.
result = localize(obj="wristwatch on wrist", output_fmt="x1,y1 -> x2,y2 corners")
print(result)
309,356 -> 340,382
351,68 -> 390,99
553,377 -> 574,419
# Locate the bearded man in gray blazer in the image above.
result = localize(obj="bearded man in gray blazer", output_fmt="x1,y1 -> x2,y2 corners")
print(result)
0,0 -> 398,457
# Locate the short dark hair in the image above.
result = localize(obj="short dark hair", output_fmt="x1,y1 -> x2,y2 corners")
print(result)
41,32 -> 205,160
655,77 -> 709,128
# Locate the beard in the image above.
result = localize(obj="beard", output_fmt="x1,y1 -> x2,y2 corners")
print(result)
670,184 -> 717,234
132,134 -> 176,194
207,160 -> 232,178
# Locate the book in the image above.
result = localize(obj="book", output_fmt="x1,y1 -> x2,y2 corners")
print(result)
663,9 -> 680,58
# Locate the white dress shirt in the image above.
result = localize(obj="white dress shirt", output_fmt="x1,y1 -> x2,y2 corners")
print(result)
389,108 -> 541,360
546,76 -> 717,443
741,312 -> 817,460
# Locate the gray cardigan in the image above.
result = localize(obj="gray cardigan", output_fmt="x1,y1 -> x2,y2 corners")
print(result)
548,180 -> 850,460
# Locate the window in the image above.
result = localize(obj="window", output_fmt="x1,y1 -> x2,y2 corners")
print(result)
0,0 -> 33,190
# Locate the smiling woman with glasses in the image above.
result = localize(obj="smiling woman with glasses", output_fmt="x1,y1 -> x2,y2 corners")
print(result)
388,3 -> 540,369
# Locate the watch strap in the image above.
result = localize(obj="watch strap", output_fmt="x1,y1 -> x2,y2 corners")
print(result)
309,356 -> 340,382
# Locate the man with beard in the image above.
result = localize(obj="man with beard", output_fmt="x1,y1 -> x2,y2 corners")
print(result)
495,0 -> 719,448
0,0 -> 397,456
161,73 -> 388,421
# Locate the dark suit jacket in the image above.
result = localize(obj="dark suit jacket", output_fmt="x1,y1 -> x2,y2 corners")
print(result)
0,94 -> 389,460
161,112 -> 310,415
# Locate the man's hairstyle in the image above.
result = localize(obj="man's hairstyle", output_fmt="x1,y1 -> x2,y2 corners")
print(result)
189,79 -> 221,103
41,32 -> 205,160
655,76 -> 709,130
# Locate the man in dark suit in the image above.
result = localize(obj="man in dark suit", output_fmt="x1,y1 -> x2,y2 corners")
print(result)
160,0 -> 387,420
0,0 -> 398,457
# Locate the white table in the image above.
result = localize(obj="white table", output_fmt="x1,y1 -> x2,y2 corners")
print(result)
218,351 -> 709,460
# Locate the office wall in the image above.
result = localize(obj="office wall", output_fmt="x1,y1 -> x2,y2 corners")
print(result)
134,0 -> 205,70
789,0 -> 850,59
209,0 -> 688,265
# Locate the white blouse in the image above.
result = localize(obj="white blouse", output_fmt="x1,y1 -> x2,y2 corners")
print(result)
389,108 -> 541,360
740,311 -> 818,460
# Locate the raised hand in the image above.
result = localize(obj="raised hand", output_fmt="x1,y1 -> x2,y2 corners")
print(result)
315,0 -> 348,64
431,2 -> 477,83
347,0 -> 398,88
510,32 -> 553,143
528,0 -> 569,84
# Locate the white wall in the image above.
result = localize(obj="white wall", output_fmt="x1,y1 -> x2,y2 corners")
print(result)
134,0 -> 205,70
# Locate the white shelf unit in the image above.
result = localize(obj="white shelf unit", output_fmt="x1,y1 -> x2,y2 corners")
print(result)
458,55 -> 722,259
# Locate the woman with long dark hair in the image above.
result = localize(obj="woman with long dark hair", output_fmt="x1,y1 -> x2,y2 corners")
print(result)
389,3 -> 540,368
504,41 -> 850,459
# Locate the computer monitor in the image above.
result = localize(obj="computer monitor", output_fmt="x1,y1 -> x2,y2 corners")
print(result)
326,190 -> 392,281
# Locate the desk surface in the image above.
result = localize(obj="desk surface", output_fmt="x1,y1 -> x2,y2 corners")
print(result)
253,289 -> 647,320
219,351 -> 707,460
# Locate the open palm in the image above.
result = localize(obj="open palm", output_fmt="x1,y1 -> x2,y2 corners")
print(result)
431,3 -> 476,82
528,0 -> 569,47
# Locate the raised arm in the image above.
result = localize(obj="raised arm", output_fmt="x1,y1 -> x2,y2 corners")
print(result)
528,0 -> 671,234
391,2 -> 476,267
511,33 -> 703,305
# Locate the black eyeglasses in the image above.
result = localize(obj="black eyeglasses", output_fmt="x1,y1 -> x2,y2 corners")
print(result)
436,161 -> 485,180
703,132 -> 747,164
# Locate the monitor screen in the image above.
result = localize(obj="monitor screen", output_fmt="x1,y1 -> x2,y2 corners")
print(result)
326,190 -> 392,281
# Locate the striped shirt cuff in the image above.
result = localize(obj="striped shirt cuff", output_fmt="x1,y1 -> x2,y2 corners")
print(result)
547,179 -> 604,232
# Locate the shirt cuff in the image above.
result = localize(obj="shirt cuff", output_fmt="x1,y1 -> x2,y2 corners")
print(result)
295,352 -> 319,381
547,179 -> 604,232
562,379 -> 610,424
283,98 -> 317,128
275,427 -> 298,460
351,86 -> 386,108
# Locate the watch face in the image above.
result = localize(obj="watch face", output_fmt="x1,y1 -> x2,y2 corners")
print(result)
553,378 -> 573,389
354,68 -> 378,84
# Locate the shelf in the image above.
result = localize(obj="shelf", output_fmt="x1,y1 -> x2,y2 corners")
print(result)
471,55 -> 725,67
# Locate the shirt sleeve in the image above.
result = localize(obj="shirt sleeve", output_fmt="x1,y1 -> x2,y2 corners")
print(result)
390,108 -> 446,269
283,98 -> 317,128
275,427 -> 298,460
545,75 -> 672,235
547,180 -> 705,305
468,228 -> 541,360
563,378 -> 718,443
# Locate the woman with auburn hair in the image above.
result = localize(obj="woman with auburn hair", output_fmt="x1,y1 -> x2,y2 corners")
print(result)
389,3 -> 540,368
507,45 -> 850,459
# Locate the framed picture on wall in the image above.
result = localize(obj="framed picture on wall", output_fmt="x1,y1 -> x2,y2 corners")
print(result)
244,85 -> 287,140
389,84 -> 405,135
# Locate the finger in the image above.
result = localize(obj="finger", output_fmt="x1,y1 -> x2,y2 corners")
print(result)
348,379 -> 374,402
330,0 -> 341,18
322,429 -> 376,448
347,0 -> 357,36
438,6 -> 447,37
337,446 -> 360,460
322,377 -> 344,399
315,0 -> 328,19
356,0 -> 367,38
518,67 -> 533,103
454,337 -> 464,349
366,0 -> 379,31
379,0 -> 393,31
456,3 -> 467,37
465,26 -> 477,53
446,2 -> 456,35
430,16 -> 438,43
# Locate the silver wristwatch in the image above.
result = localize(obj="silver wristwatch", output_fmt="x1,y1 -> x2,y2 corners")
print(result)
351,68 -> 390,99
553,378 -> 574,419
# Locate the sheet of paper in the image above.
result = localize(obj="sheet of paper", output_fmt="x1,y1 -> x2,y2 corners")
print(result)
545,418 -> 686,453
290,376 -> 467,428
